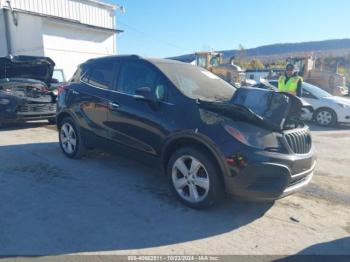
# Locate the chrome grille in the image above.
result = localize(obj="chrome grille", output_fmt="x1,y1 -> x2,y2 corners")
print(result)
284,128 -> 312,154
18,103 -> 56,113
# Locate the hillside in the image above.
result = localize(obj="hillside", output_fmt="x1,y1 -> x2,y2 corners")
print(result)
169,39 -> 350,63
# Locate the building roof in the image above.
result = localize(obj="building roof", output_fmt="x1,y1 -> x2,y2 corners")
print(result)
1,0 -> 121,30
81,0 -> 117,10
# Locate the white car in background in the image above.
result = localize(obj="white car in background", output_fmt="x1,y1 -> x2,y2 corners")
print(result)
254,80 -> 350,126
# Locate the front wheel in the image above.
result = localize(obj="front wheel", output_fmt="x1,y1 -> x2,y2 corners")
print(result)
167,147 -> 224,209
314,108 -> 337,126
58,117 -> 86,159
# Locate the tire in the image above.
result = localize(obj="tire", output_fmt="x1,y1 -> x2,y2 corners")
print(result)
48,118 -> 56,125
314,108 -> 337,127
167,147 -> 224,209
58,117 -> 86,159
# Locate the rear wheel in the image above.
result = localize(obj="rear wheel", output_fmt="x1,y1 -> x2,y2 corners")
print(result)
314,108 -> 337,126
167,147 -> 224,209
58,117 -> 86,159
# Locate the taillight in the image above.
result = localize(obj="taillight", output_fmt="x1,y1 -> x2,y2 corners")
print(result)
57,85 -> 66,96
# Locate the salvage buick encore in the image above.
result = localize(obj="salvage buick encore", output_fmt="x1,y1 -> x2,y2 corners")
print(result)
56,55 -> 316,208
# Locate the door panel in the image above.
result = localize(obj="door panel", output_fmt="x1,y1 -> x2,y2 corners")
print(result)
76,84 -> 110,138
69,60 -> 115,138
107,92 -> 175,156
106,61 -> 176,156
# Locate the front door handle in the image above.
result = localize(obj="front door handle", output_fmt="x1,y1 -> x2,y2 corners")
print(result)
109,101 -> 120,109
72,90 -> 79,95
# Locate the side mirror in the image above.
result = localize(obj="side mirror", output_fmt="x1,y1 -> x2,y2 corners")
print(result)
51,78 -> 59,84
134,87 -> 160,109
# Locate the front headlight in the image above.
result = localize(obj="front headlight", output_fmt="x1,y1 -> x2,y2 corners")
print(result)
0,98 -> 10,105
223,122 -> 281,150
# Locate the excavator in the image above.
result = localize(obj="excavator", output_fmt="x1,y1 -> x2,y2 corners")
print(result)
194,52 -> 246,87
287,56 -> 347,96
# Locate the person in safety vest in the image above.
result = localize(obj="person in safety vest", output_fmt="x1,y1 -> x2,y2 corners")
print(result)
278,64 -> 302,97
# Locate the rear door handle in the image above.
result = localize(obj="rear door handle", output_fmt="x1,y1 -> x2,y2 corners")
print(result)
109,101 -> 120,109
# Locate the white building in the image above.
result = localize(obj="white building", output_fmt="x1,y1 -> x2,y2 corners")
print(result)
0,0 -> 123,79
245,69 -> 271,82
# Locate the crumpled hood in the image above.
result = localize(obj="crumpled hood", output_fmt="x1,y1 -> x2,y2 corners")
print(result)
198,88 -> 305,132
0,55 -> 55,86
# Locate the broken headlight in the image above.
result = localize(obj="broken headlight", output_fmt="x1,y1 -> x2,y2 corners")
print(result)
223,122 -> 282,151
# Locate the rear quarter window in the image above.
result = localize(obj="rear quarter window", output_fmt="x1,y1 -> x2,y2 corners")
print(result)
87,61 -> 114,89
70,68 -> 81,82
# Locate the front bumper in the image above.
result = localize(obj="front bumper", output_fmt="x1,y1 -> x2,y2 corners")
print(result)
220,142 -> 316,200
334,106 -> 350,123
0,95 -> 56,122
226,160 -> 315,200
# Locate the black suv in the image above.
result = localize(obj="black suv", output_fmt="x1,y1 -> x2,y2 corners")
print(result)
57,55 -> 316,208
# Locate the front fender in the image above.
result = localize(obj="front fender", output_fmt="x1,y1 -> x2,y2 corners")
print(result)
160,130 -> 229,178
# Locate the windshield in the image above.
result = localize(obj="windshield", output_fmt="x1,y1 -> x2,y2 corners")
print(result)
302,82 -> 332,98
154,61 -> 236,101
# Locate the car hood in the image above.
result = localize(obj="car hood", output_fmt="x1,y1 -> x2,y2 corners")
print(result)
0,55 -> 55,85
323,96 -> 350,106
198,88 -> 305,132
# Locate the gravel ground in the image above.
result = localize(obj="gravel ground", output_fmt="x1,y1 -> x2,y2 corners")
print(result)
0,122 -> 349,256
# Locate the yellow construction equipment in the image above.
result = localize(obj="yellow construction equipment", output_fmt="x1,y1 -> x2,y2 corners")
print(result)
287,56 -> 347,95
194,52 -> 246,87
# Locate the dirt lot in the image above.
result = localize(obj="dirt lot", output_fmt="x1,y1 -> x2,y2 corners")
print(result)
0,122 -> 349,256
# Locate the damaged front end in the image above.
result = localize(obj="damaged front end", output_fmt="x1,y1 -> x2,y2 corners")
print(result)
198,88 -> 315,199
0,56 -> 57,125
198,87 -> 307,132
198,88 -> 313,154
0,78 -> 57,123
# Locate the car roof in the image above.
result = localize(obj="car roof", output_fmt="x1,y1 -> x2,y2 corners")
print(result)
84,55 -> 186,66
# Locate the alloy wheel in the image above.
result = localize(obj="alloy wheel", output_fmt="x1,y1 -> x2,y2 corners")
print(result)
60,123 -> 77,154
171,155 -> 210,203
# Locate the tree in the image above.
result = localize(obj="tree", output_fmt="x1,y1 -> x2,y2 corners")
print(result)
235,59 -> 250,69
267,60 -> 286,69
237,44 -> 247,58
248,59 -> 265,70
235,44 -> 250,69
337,66 -> 346,75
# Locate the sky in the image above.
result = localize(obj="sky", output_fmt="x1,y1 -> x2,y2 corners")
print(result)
104,0 -> 350,58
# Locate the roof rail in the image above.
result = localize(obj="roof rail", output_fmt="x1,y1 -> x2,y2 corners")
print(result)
129,55 -> 142,59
